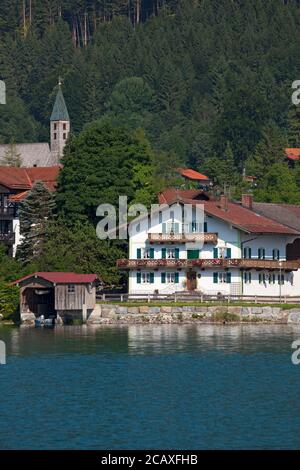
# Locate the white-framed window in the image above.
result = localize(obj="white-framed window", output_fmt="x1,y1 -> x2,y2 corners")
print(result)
68,284 -> 75,294
166,273 -> 176,283
269,273 -> 276,284
244,272 -> 252,284
243,247 -> 252,259
137,272 -> 154,284
167,248 -> 176,259
213,272 -> 231,284
259,273 -> 266,284
142,273 -> 151,284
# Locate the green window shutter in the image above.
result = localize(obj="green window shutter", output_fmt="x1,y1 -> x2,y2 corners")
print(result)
137,248 -> 141,259
249,248 -> 252,259
204,222 -> 207,233
161,272 -> 166,283
175,248 -> 180,259
272,249 -> 275,260
187,249 -> 199,259
243,247 -> 246,259
226,272 -> 231,284
162,223 -> 166,234
258,248 -> 261,259
213,272 -> 218,283
175,272 -> 179,283
137,272 -> 141,284
150,248 -> 154,259
226,248 -> 231,259
150,272 -> 154,284
213,247 -> 218,258
249,272 -> 251,283
161,248 -> 166,259
262,249 -> 265,259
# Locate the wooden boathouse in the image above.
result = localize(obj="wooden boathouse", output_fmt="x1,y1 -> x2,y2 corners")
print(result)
13,272 -> 99,324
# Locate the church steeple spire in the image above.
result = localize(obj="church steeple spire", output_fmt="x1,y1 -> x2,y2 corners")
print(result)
50,78 -> 70,161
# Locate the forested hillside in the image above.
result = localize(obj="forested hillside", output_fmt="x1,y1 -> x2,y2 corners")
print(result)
1,0 -> 300,199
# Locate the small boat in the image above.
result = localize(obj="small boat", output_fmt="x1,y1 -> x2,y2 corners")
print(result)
34,316 -> 55,328
44,318 -> 55,329
35,318 -> 43,328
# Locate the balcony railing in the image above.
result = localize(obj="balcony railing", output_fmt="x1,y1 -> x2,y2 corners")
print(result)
148,232 -> 218,244
117,258 -> 300,270
0,232 -> 15,244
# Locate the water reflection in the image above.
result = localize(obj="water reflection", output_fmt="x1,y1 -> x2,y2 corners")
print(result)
1,324 -> 300,449
1,324 -> 300,358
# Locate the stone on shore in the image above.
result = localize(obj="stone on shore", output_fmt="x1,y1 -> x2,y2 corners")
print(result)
288,309 -> 300,323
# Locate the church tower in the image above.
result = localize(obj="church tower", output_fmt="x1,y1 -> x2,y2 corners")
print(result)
50,79 -> 70,162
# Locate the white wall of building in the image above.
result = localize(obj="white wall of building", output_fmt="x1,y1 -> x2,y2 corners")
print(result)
12,218 -> 21,257
126,203 -> 300,297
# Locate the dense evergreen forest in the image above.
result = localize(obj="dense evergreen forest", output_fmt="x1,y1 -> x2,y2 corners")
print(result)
2,0 -> 300,293
1,0 -> 300,194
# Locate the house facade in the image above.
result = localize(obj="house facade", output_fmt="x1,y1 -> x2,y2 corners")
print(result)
117,190 -> 300,297
0,166 -> 60,256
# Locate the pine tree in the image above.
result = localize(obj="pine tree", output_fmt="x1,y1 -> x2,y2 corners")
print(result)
287,105 -> 300,147
0,140 -> 22,166
245,123 -> 287,180
17,181 -> 56,264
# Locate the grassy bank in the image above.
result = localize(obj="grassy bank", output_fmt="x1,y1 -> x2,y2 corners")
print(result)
97,301 -> 300,310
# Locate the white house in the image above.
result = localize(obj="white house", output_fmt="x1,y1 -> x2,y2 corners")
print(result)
117,190 -> 300,297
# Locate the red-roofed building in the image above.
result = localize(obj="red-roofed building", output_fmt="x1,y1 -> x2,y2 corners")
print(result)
285,148 -> 300,164
0,166 -> 60,256
117,189 -> 300,297
13,272 -> 99,324
177,167 -> 210,181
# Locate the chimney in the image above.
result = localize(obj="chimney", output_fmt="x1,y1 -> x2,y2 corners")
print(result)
242,193 -> 253,210
219,194 -> 228,211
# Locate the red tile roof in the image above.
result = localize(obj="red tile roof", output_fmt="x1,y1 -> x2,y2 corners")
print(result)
13,272 -> 98,285
158,189 -> 299,235
285,148 -> 300,161
177,168 -> 210,181
0,166 -> 60,192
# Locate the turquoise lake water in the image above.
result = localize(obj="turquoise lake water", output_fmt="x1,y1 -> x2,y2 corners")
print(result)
1,324 -> 300,450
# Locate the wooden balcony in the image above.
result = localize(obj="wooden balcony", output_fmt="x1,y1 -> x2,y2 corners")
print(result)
230,258 -> 300,270
117,258 -> 300,270
0,232 -> 15,245
148,232 -> 218,244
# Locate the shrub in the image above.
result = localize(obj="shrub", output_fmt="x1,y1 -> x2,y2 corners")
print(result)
212,312 -> 240,323
0,281 -> 19,320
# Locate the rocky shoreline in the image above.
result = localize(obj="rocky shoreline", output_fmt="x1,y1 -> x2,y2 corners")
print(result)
85,304 -> 300,325
3,304 -> 300,326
